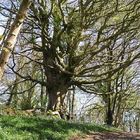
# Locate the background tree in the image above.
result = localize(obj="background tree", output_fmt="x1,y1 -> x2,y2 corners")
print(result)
0,0 -> 32,79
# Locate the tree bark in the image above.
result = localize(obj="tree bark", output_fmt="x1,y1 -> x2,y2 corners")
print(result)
106,108 -> 113,126
43,57 -> 70,113
46,80 -> 69,112
0,0 -> 32,79
105,95 -> 113,126
41,16 -> 72,115
71,86 -> 75,120
136,113 -> 140,133
105,47 -> 113,126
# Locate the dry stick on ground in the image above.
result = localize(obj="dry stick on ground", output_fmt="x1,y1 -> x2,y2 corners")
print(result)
0,0 -> 32,80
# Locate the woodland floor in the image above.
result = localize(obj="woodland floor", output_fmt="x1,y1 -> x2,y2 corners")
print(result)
0,115 -> 139,140
71,132 -> 140,140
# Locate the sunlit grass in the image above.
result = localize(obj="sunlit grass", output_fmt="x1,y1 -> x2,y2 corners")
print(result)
0,115 -> 119,140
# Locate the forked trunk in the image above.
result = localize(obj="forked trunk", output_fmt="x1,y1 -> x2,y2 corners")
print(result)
42,33 -> 72,115
44,63 -> 71,113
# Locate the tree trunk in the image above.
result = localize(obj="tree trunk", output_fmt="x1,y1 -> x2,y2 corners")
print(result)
46,83 -> 68,111
106,106 -> 113,126
104,91 -> 113,125
105,47 -> 114,126
104,89 -> 113,126
71,86 -> 75,120
44,63 -> 70,114
41,22 -> 72,115
0,0 -> 32,79
136,114 -> 140,133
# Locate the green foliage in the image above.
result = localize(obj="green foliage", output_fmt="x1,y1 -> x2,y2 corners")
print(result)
0,116 -> 118,140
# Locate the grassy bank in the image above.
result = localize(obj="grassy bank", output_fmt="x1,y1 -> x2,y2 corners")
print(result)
0,115 -> 118,140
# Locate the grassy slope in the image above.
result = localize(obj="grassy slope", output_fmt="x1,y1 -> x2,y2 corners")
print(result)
0,116 -> 118,140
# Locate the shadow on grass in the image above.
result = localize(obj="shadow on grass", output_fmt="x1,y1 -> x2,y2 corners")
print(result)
0,116 -> 110,140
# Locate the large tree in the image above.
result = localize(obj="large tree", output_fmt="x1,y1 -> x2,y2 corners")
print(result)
1,0 -> 140,115
31,0 -> 140,112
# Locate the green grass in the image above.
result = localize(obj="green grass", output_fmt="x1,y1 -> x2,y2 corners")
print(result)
0,115 -> 118,140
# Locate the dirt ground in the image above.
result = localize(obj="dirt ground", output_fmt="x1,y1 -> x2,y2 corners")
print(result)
71,132 -> 140,140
